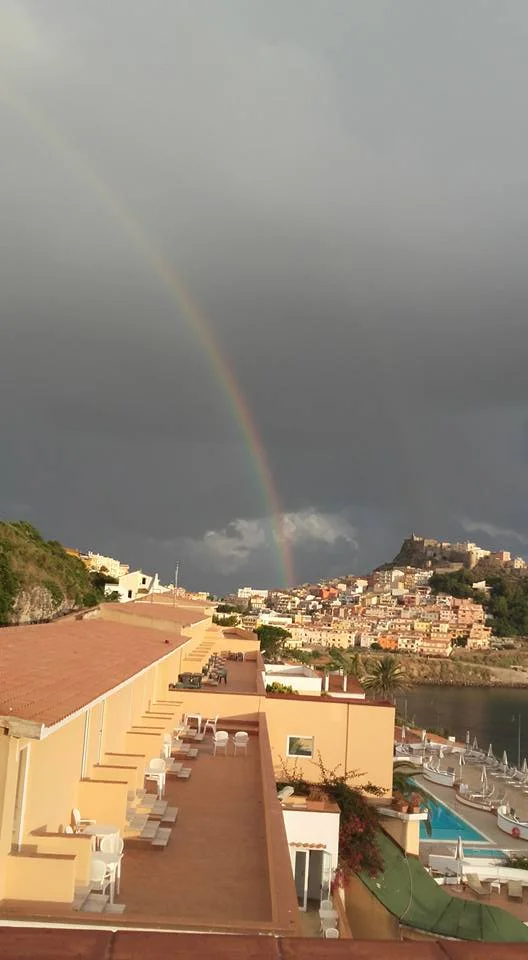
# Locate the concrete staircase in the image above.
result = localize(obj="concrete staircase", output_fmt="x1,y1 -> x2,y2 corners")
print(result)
73,886 -> 126,915
124,788 -> 177,848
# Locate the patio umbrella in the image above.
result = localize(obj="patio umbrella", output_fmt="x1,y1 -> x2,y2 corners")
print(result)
487,743 -> 494,759
481,765 -> 488,791
455,835 -> 465,883
472,735 -> 479,752
466,730 -> 471,747
502,750 -> 508,768
522,758 -> 527,776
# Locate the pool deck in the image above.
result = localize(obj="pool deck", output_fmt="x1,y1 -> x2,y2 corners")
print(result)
415,775 -> 528,853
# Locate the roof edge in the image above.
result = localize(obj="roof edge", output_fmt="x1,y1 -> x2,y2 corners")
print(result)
0,717 -> 45,740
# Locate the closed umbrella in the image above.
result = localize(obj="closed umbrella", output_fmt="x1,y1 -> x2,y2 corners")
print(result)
502,750 -> 508,769
401,725 -> 406,742
522,758 -> 527,776
481,765 -> 488,792
466,730 -> 471,747
455,835 -> 465,883
472,735 -> 479,752
487,743 -> 494,759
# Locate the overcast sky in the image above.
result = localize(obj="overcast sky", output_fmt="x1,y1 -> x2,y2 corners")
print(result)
2,1 -> 528,592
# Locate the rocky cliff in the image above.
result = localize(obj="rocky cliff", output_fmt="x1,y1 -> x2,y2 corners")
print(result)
0,521 -> 107,626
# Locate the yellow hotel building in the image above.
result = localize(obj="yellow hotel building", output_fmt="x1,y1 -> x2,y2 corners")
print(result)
0,598 -> 394,934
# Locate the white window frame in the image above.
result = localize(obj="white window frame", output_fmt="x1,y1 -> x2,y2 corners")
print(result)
286,735 -> 315,759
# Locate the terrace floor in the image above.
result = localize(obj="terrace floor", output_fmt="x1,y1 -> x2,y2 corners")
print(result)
0,726 -> 298,935
198,655 -> 259,695
119,732 -> 271,927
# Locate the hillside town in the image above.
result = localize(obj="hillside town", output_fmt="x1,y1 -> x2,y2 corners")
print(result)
224,533 -> 528,657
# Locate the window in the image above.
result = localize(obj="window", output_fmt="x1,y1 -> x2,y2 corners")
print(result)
287,735 -> 314,758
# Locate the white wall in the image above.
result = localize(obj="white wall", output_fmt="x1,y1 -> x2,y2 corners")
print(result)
263,666 -> 322,695
282,808 -> 340,874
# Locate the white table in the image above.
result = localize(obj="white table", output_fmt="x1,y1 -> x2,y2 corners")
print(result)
489,879 -> 502,894
184,713 -> 202,734
83,824 -> 120,851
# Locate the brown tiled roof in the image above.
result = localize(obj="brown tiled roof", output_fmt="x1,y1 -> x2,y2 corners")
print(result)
0,930 -> 527,959
112,601 -> 209,625
0,619 -> 186,727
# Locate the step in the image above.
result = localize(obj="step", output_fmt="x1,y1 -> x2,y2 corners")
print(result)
104,902 -> 126,915
151,827 -> 172,848
140,821 -> 160,840
165,760 -> 183,774
82,894 -> 108,914
177,768 -> 192,779
72,885 -> 91,911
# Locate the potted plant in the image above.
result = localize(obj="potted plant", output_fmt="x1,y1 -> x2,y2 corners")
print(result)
391,791 -> 408,813
407,792 -> 422,814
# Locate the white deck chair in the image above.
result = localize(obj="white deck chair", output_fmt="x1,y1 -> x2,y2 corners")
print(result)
233,731 -> 249,756
71,808 -> 96,834
100,834 -> 124,894
145,758 -> 166,799
213,731 -> 229,756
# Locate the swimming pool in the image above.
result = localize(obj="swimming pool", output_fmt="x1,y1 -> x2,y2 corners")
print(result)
462,847 -> 505,859
419,795 -> 488,842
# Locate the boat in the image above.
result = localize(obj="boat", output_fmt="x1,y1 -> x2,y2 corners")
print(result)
496,804 -> 528,840
455,790 -> 495,814
422,761 -> 456,787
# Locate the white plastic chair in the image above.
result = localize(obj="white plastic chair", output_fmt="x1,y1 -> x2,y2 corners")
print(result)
320,899 -> 333,911
277,785 -> 294,802
162,733 -> 173,759
145,758 -> 166,798
203,715 -> 219,736
89,858 -> 113,899
100,835 -> 124,893
213,731 -> 229,756
64,825 -> 74,835
233,731 -> 249,756
71,808 -> 95,833
324,928 -> 339,939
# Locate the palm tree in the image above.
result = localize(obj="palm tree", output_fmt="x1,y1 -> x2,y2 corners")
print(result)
362,655 -> 409,702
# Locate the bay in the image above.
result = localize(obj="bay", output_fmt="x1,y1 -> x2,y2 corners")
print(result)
395,686 -> 528,765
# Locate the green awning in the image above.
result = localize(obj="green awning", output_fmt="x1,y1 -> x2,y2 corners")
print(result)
358,830 -> 528,942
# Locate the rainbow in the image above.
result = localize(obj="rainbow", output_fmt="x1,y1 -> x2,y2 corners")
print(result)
1,81 -> 294,586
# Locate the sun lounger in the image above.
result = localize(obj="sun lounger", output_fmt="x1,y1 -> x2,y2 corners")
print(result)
508,881 -> 523,901
466,874 -> 488,898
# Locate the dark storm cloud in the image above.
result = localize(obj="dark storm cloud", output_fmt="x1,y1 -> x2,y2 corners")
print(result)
2,1 -> 528,590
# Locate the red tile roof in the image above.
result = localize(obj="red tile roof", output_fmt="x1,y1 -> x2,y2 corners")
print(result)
0,930 -> 527,959
111,601 -> 209,625
0,619 -> 186,727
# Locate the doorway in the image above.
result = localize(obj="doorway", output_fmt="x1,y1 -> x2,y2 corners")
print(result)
293,848 -> 332,910
12,744 -> 30,851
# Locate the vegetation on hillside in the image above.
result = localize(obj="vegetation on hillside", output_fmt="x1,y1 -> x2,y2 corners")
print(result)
430,568 -> 528,637
0,521 -> 111,625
